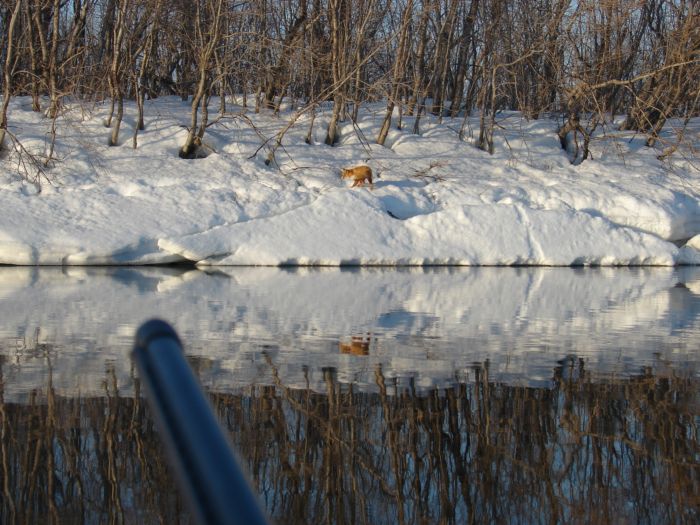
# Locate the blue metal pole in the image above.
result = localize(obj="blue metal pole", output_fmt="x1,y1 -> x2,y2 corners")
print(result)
133,319 -> 269,525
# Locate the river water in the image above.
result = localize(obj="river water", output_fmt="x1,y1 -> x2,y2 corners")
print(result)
0,266 -> 699,523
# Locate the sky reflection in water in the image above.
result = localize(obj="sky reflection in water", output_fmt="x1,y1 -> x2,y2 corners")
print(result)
0,266 -> 698,523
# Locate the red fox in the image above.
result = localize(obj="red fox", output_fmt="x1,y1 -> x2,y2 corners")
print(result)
341,165 -> 373,188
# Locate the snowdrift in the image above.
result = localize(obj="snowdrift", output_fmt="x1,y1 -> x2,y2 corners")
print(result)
160,189 -> 678,266
1,97 -> 699,266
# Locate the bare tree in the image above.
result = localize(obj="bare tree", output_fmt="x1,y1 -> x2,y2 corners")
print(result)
407,0 -> 433,117
263,0 -> 309,110
0,0 -> 22,153
620,0 -> 700,146
324,0 -> 350,145
0,0 -> 697,171
377,0 -> 413,145
105,0 -> 129,146
475,0 -> 506,153
449,0 -> 480,118
133,0 -> 164,149
179,0 -> 226,158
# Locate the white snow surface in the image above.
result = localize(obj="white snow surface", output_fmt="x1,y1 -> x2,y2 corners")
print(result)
1,96 -> 699,266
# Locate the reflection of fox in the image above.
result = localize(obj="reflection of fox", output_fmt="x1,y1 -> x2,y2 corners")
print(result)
341,165 -> 373,188
339,336 -> 371,356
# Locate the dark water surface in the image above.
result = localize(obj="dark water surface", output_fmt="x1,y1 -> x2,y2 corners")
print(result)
0,266 -> 699,524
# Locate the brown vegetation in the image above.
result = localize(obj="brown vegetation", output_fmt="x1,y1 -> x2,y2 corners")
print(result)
0,0 -> 697,164
0,355 -> 698,523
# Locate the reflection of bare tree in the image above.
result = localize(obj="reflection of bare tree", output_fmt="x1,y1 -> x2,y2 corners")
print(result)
0,345 -> 183,524
0,355 -> 16,523
220,356 -> 700,524
0,353 -> 698,524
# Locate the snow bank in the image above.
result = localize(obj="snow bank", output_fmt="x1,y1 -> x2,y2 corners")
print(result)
160,189 -> 678,266
678,234 -> 700,264
1,97 -> 698,266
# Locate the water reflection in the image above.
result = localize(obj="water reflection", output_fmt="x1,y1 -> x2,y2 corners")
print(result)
0,360 -> 698,524
0,359 -> 183,525
0,266 -> 699,523
1,266 -> 700,398
339,335 -> 372,356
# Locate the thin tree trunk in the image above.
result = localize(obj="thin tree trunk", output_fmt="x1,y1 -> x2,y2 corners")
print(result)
180,0 -> 224,158
407,0 -> 431,116
377,0 -> 413,146
325,0 -> 345,146
22,1 -> 41,112
108,1 -> 127,146
134,12 -> 159,149
431,0 -> 460,118
46,0 -> 61,119
0,0 -> 22,152
450,0 -> 479,117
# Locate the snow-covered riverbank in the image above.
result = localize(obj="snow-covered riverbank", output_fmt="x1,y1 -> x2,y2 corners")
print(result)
2,97 -> 699,265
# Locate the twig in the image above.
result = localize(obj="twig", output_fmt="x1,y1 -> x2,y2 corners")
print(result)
410,160 -> 449,182
3,129 -> 54,191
